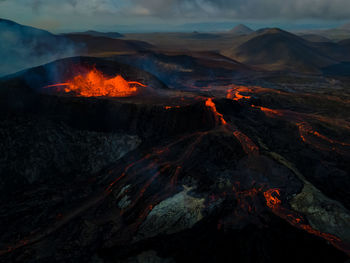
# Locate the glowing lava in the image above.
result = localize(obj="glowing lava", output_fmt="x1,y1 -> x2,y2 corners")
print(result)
45,67 -> 146,97
164,106 -> 181,110
297,122 -> 350,148
253,105 -> 350,151
226,86 -> 253,101
233,131 -> 259,155
226,85 -> 282,101
263,188 -> 350,255
252,105 -> 284,117
205,98 -> 227,125
263,189 -> 282,209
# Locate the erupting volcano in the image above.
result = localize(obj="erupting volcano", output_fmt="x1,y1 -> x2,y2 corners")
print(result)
45,67 -> 146,97
1,32 -> 350,262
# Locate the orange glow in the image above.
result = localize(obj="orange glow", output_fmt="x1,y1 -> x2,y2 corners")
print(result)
205,98 -> 227,125
297,122 -> 350,148
45,67 -> 146,97
226,85 -> 279,101
253,105 -> 350,151
252,105 -> 284,117
234,187 -> 262,213
263,189 -> 281,209
263,188 -> 349,255
227,86 -> 252,101
164,106 -> 181,110
233,130 -> 259,155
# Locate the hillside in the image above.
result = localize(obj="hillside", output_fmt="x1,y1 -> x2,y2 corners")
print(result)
64,34 -> 153,55
299,34 -> 332,43
222,28 -> 337,72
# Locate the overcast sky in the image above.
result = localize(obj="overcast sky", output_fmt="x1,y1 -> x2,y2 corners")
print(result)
0,0 -> 349,32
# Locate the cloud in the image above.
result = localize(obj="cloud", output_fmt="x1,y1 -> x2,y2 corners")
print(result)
1,0 -> 350,30
125,0 -> 350,20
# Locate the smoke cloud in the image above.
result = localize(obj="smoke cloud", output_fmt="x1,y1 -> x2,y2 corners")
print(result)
0,19 -> 79,77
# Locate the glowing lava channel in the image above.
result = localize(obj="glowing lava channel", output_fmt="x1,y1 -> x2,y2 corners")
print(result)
205,98 -> 227,125
225,86 -> 350,152
264,188 -> 350,256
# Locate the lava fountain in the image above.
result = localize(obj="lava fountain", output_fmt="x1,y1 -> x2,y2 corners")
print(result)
44,67 -> 146,97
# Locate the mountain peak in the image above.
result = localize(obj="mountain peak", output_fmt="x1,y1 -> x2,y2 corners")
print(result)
229,24 -> 254,35
255,27 -> 286,35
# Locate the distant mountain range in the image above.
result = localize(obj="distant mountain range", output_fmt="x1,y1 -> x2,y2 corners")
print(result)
65,30 -> 124,38
295,22 -> 350,41
1,18 -> 350,76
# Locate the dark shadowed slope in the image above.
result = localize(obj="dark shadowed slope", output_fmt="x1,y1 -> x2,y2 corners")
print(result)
309,41 -> 350,62
63,34 -> 153,55
298,34 -> 332,43
339,38 -> 350,51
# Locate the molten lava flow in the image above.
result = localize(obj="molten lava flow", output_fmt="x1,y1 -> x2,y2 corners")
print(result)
45,67 -> 146,97
233,131 -> 259,155
297,122 -> 350,148
252,105 -> 285,117
227,86 -> 252,101
263,188 -> 349,255
263,189 -> 281,209
226,85 -> 282,101
164,106 -> 181,110
205,98 -> 227,125
252,105 -> 350,152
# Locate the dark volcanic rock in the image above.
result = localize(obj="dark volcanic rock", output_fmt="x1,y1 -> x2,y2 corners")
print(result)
0,116 -> 141,192
0,57 -> 349,263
